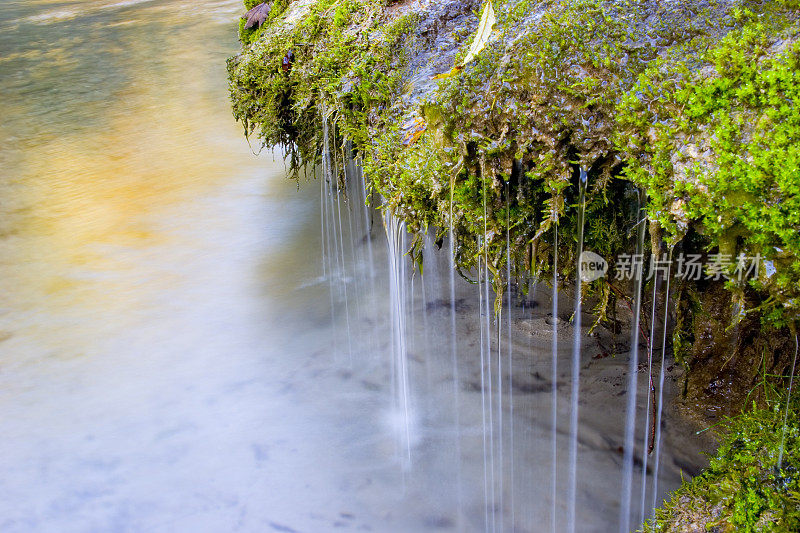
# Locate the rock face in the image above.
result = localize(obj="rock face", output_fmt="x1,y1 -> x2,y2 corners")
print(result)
227,0 -> 800,420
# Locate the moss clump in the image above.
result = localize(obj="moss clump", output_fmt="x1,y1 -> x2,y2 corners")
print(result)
648,388 -> 800,532
228,0 -> 419,176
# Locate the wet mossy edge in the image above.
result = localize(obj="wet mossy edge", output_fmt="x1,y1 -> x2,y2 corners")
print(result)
646,383 -> 800,532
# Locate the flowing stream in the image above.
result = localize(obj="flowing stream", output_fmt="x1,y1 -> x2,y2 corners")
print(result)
0,1 -> 714,532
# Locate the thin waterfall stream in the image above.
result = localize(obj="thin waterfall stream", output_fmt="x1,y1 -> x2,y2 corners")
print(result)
384,209 -> 413,470
550,198 -> 560,533
619,192 -> 649,533
639,247 -> 660,525
651,247 -> 674,520
566,168 -> 588,533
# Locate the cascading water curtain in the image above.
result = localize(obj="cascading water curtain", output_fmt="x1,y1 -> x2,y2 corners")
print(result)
322,116 -> 353,360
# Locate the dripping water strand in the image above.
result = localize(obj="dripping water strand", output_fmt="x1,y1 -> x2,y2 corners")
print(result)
409,273 -> 417,384
323,118 -> 354,361
421,239 -> 434,405
449,179 -> 464,529
639,249 -> 660,525
650,247 -> 673,525
356,164 -> 375,281
525,267 -> 538,530
567,168 -> 588,533
619,192 -> 647,533
550,202 -> 559,533
506,182 -> 515,530
482,164 -> 497,533
493,182 -> 504,531
497,306 -> 504,533
478,240 -> 490,533
343,145 -> 368,359
320,167 -> 327,283
320,165 -> 337,355
322,119 -> 341,357
384,209 -> 412,469
334,157 -> 354,362
353,159 -> 379,361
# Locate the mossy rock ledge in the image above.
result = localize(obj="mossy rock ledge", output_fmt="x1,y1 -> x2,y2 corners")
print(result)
228,0 -> 800,527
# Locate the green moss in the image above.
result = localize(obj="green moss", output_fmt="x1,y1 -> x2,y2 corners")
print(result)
228,0 -> 419,177
363,0 -> 657,310
615,4 -> 800,327
648,390 -> 800,532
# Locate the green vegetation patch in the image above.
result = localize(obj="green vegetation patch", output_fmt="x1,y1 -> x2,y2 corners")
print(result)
228,0 -> 419,176
616,5 -> 800,327
649,391 -> 800,532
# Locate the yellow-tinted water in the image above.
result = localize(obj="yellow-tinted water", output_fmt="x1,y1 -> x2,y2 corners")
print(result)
0,0 -> 304,359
